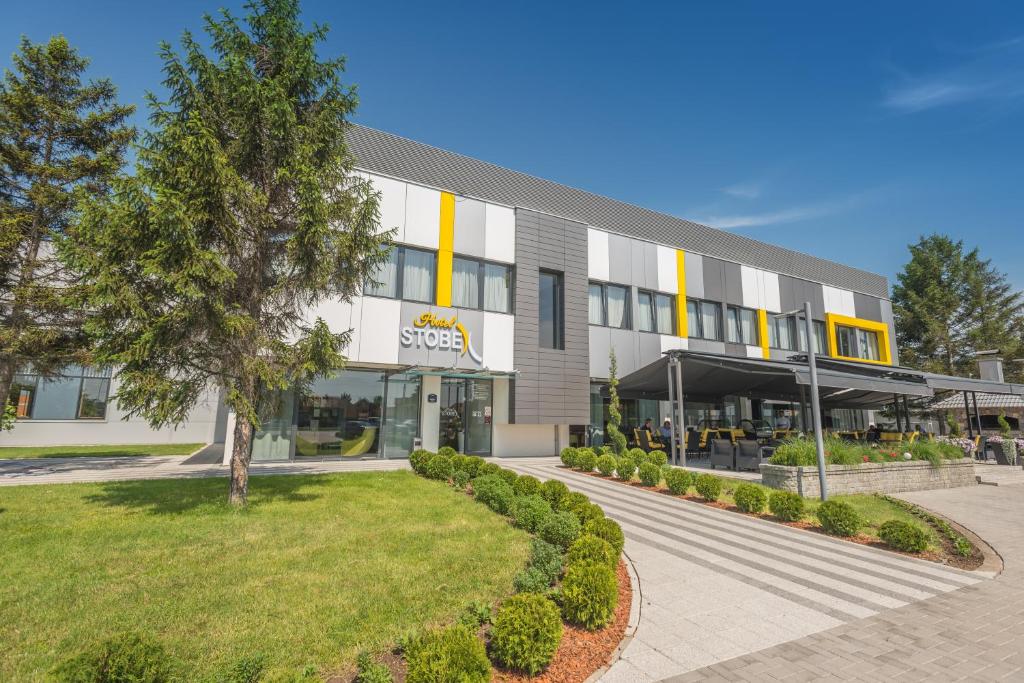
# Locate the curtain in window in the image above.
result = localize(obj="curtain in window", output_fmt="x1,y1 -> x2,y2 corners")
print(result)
588,284 -> 604,325
365,249 -> 398,298
726,308 -> 740,343
701,303 -> 720,340
452,258 -> 478,308
402,249 -> 434,302
638,292 -> 654,332
483,263 -> 509,313
740,309 -> 756,345
686,300 -> 700,337
655,294 -> 673,334
606,286 -> 627,328
776,317 -> 793,349
859,329 -> 880,360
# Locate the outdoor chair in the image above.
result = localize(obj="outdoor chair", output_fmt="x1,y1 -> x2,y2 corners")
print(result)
709,438 -> 735,470
637,429 -> 665,453
735,439 -> 762,471
685,431 -> 703,461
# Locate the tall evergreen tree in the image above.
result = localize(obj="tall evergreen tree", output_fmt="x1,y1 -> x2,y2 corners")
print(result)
0,36 -> 134,429
606,350 -> 627,455
71,0 -> 388,504
892,234 -> 1024,381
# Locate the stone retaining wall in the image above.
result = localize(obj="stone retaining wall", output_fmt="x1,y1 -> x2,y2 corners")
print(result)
759,458 -> 977,498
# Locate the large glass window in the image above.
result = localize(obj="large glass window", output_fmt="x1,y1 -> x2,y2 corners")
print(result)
450,256 -> 512,313
295,369 -> 384,458
380,372 -> 421,458
638,289 -> 675,334
726,306 -> 759,345
770,315 -> 827,355
834,324 -> 881,361
539,270 -> 564,349
587,281 -> 630,329
6,366 -> 111,420
364,245 -> 435,303
686,299 -> 722,340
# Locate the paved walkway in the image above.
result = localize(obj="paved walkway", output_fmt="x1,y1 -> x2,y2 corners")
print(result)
503,458 -> 990,682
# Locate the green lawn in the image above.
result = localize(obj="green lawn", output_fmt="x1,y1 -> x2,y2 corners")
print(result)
0,442 -> 205,459
0,471 -> 530,680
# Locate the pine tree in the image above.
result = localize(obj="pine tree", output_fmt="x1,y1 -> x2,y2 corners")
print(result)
70,0 -> 388,504
606,350 -> 627,455
0,36 -> 134,429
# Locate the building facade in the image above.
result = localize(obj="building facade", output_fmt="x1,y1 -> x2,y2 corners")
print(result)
2,126 -> 898,458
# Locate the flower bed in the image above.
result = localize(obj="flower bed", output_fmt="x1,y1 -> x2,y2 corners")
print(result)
768,436 -> 965,467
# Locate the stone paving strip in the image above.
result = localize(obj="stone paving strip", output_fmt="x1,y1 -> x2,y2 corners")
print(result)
503,458 -> 988,683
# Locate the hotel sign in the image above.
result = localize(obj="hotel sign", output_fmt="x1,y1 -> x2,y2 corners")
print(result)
400,312 -> 483,365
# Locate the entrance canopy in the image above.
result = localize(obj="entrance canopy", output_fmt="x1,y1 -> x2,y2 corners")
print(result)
616,350 -> 1024,409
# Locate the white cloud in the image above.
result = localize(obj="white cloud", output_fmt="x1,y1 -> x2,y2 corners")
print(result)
721,181 -> 762,200
883,81 -> 991,113
698,192 -> 872,230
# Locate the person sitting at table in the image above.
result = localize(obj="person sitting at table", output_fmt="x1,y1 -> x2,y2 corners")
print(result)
865,424 -> 881,442
660,418 -> 673,443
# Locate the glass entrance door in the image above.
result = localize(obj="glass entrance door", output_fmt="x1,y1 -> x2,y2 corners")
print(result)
439,377 -> 493,455
439,378 -> 465,452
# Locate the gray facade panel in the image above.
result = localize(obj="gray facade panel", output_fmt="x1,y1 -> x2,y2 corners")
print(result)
638,333 -> 662,369
453,197 -> 485,258
880,298 -> 899,365
685,252 -> 705,299
608,233 -> 632,285
723,261 -> 743,306
702,257 -> 726,302
854,292 -> 883,323
687,338 -> 727,355
630,241 -> 645,287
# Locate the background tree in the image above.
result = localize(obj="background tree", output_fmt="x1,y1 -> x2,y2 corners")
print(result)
606,350 -> 627,455
0,36 -> 134,429
892,234 -> 1024,382
71,0 -> 388,504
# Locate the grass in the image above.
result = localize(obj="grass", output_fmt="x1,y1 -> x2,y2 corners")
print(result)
0,442 -> 205,459
0,471 -> 530,680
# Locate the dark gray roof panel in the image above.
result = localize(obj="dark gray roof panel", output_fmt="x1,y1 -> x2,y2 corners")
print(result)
347,125 -> 891,299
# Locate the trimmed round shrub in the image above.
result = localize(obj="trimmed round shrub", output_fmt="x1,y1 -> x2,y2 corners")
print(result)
539,479 -> 569,508
646,450 -> 668,467
567,534 -> 616,568
496,468 -> 519,487
768,490 -> 805,521
450,454 -> 469,474
816,499 -> 861,537
694,474 -> 722,502
560,560 -> 618,630
511,495 -> 553,533
664,468 -> 692,495
527,538 -> 564,584
879,520 -> 930,553
575,448 -> 597,472
513,567 -> 551,594
638,462 -> 661,487
559,447 -> 578,468
615,456 -> 637,481
54,632 -> 175,683
538,510 -> 581,549
425,454 -> 454,481
558,491 -> 590,513
452,469 -> 471,489
596,454 -> 617,477
405,625 -> 490,683
571,501 -> 605,527
472,475 -> 515,514
477,462 -> 501,478
462,456 -> 485,478
437,446 -> 458,459
627,447 -> 647,463
733,483 -> 768,514
490,593 -> 563,675
513,474 -> 542,497
409,449 -> 435,475
584,517 -> 624,557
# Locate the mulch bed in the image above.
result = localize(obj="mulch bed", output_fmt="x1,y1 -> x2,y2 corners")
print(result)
494,559 -> 632,683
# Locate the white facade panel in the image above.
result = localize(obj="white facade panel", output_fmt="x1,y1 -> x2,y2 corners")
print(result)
403,183 -> 440,250
763,271 -> 781,313
366,173 -> 406,241
740,265 -> 761,309
484,203 -> 516,263
746,345 -> 763,359
355,297 -> 401,364
492,423 -> 559,457
659,335 -> 689,353
482,312 -> 515,371
656,245 -> 678,294
587,228 -> 610,281
823,285 -> 856,317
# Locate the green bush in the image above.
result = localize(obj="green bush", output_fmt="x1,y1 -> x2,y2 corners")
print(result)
527,538 -> 564,584
627,447 -> 646,463
733,483 -> 768,514
356,653 -> 394,683
471,475 -> 515,514
559,447 -> 579,468
663,468 -> 692,495
538,510 -> 581,549
567,534 -> 616,568
560,561 -> 618,630
452,469 -> 472,489
637,462 -> 661,487
409,449 -> 435,475
513,567 -> 551,594
694,474 -> 722,502
645,450 -> 668,467
583,517 -> 624,557
490,594 -> 563,675
477,462 -> 501,477
54,632 -> 176,683
496,468 -> 519,487
596,454 -> 617,477
425,454 -> 454,481
571,502 -> 605,527
511,495 -> 553,533
450,454 -> 469,474
437,446 -> 458,459
405,625 -> 490,683
575,448 -> 597,472
816,499 -> 861,537
615,456 -> 637,481
879,520 -> 930,553
558,491 -> 590,513
539,479 -> 569,508
768,490 -> 805,521
462,456 -> 486,478
513,475 -> 542,497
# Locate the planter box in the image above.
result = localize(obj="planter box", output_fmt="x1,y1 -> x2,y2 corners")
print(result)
759,458 -> 977,498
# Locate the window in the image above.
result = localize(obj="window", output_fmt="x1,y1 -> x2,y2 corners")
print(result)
364,245 -> 436,303
450,256 -> 512,313
835,324 -> 882,361
769,315 -> 827,355
587,281 -> 630,329
7,366 -> 111,420
836,325 -> 855,358
637,290 -> 675,334
539,270 -> 564,349
686,299 -> 722,340
859,328 -> 880,361
726,306 -> 759,345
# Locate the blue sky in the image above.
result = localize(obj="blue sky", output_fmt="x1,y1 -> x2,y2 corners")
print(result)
5,1 -> 1024,291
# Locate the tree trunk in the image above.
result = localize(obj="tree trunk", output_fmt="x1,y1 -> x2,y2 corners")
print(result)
0,361 -> 15,420
229,415 -> 254,506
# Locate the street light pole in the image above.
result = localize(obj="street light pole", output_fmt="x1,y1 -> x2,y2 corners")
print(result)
803,301 -> 829,501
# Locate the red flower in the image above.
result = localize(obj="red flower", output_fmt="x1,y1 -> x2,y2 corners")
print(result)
862,455 -> 869,462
